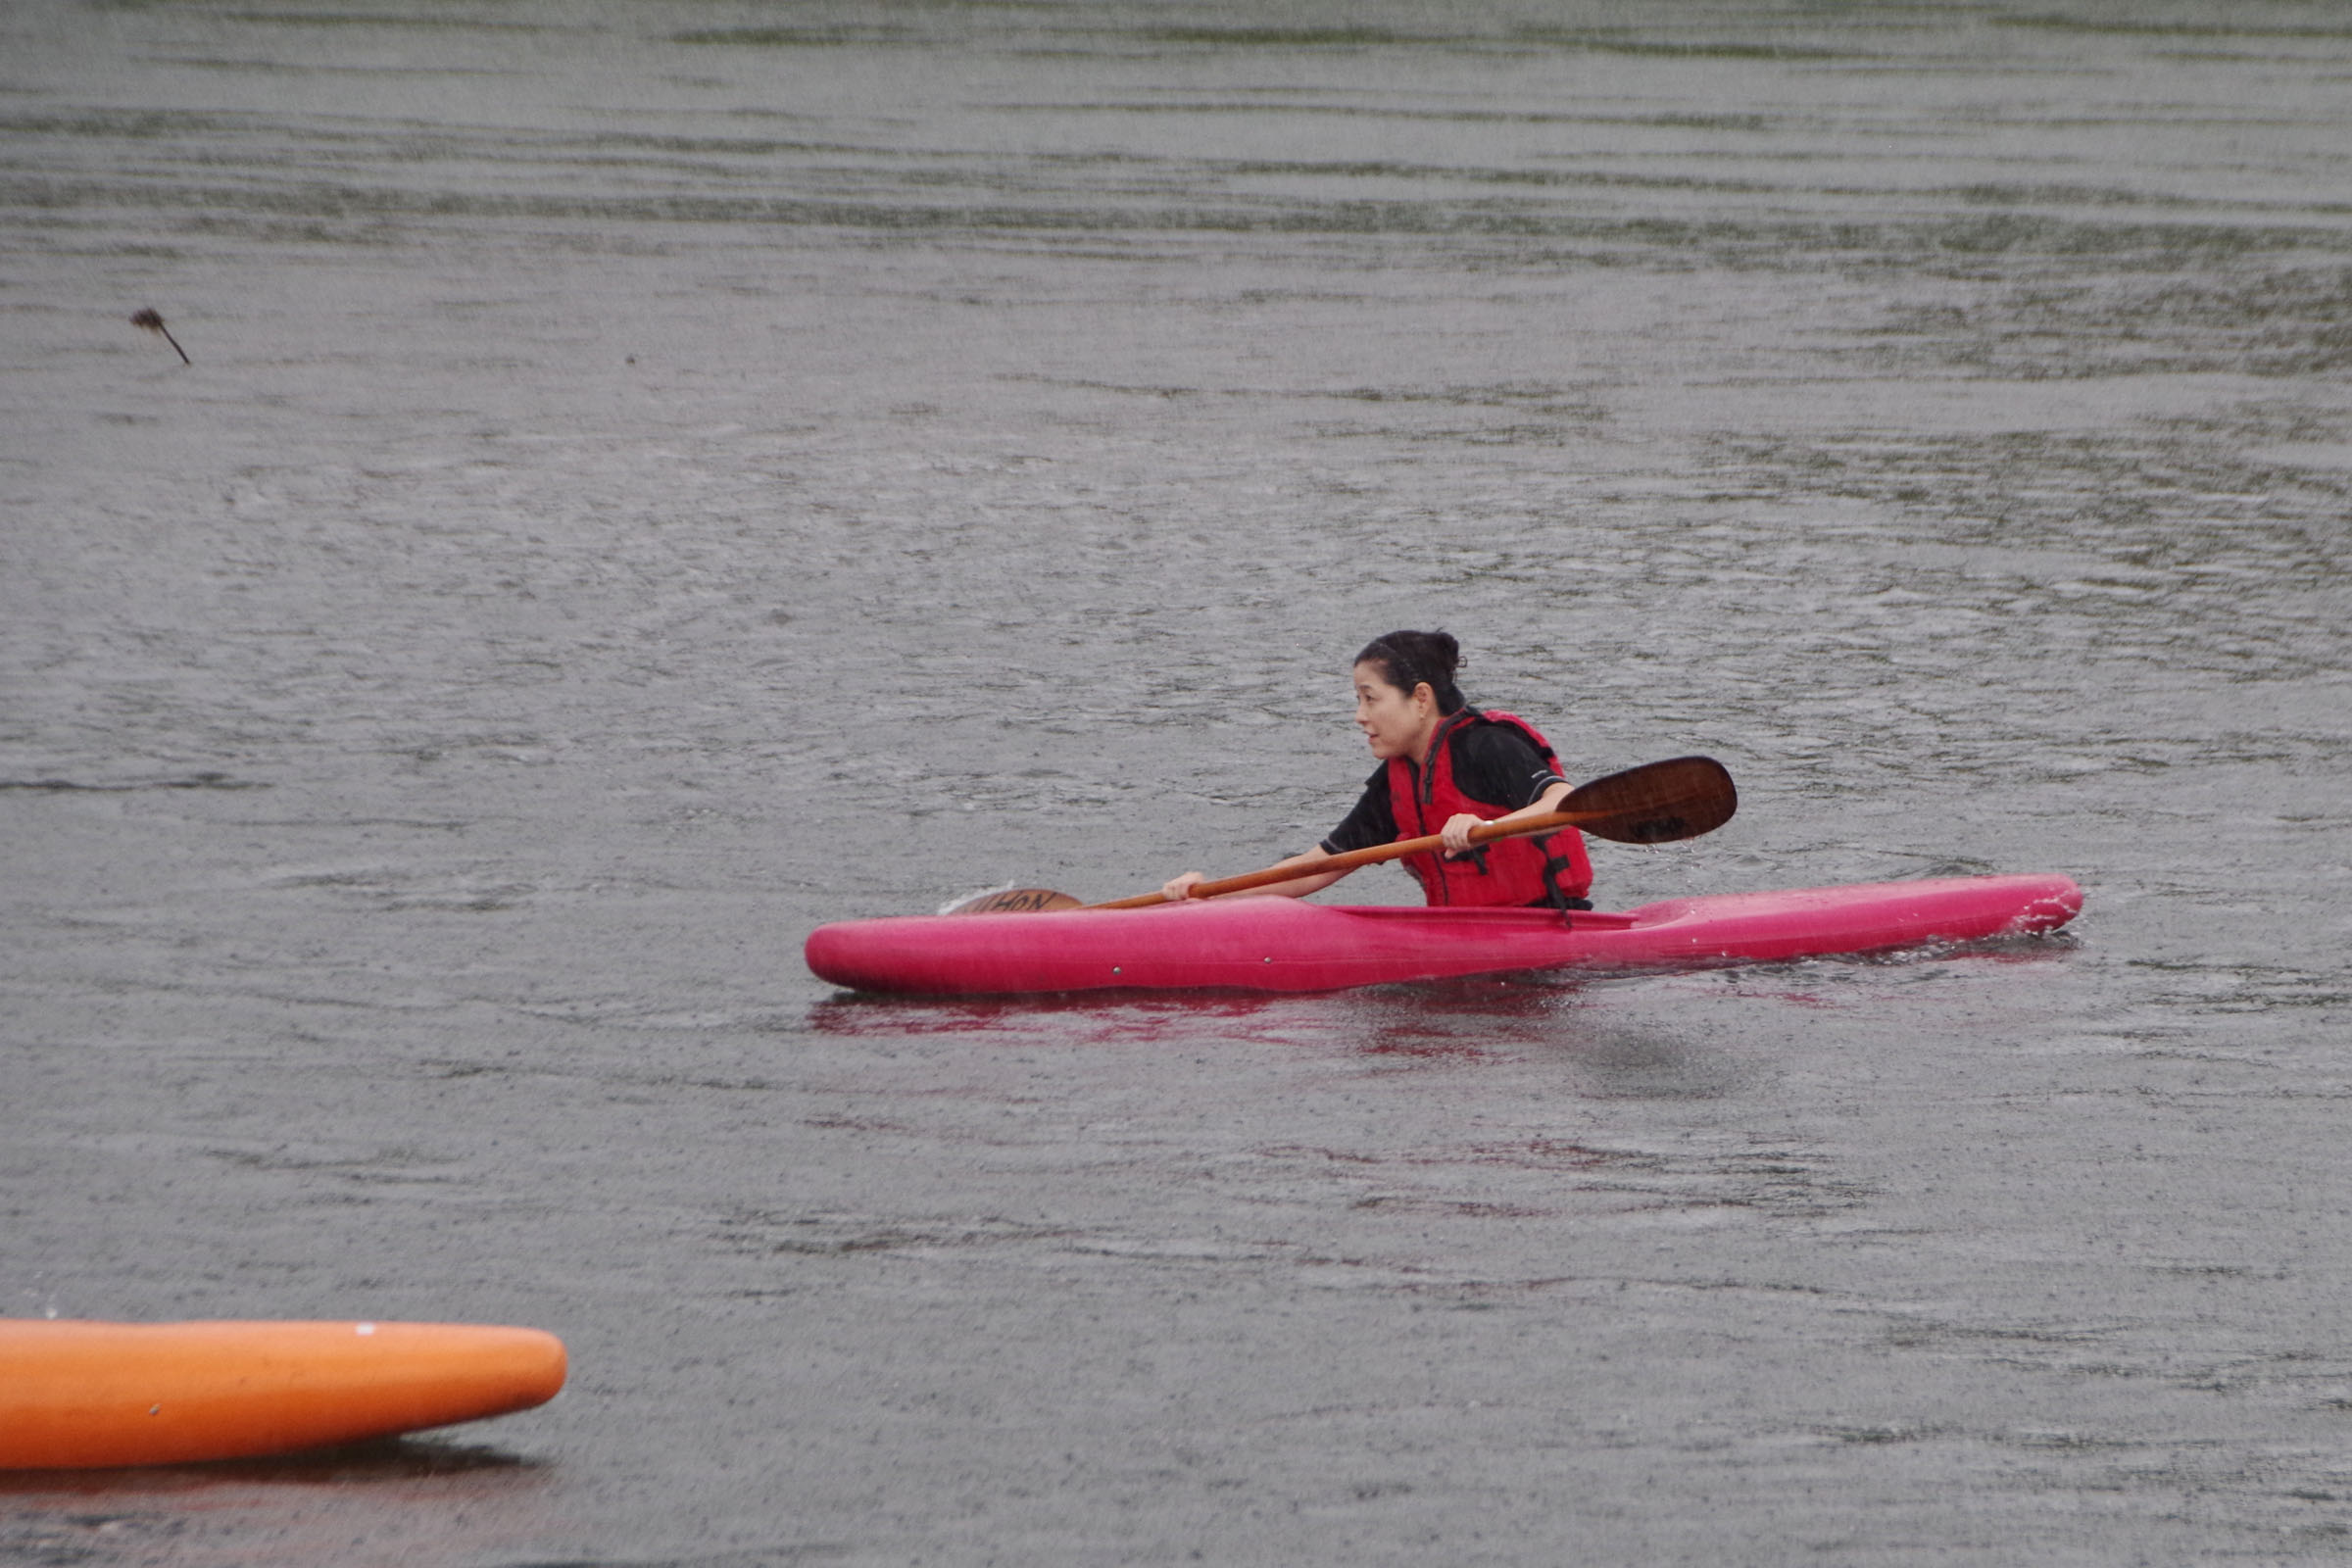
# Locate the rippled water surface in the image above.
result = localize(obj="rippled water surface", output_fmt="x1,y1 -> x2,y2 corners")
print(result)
6,2 -> 2351,1562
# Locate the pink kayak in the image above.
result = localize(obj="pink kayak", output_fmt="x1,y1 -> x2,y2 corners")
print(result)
805,874 -> 2082,997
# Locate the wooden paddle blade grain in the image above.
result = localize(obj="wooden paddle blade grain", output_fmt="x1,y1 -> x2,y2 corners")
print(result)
1562,756 -> 1737,845
951,887 -> 1085,914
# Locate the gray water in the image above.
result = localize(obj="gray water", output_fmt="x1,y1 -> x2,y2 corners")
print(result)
4,1 -> 2350,1562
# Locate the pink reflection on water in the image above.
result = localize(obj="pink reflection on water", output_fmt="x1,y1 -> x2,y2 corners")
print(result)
805,966 -> 1601,1059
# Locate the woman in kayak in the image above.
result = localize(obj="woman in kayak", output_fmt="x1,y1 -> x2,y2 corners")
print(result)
1161,630 -> 1593,909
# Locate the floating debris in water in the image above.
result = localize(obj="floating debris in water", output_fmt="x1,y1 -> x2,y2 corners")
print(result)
130,307 -> 189,364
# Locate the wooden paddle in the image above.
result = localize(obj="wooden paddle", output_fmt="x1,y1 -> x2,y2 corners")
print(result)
953,756 -> 1736,914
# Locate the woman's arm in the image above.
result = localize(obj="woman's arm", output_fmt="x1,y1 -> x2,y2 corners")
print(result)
1161,846 -> 1352,903
1439,779 -> 1572,853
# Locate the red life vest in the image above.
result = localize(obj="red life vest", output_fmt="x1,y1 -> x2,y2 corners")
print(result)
1385,709 -> 1593,908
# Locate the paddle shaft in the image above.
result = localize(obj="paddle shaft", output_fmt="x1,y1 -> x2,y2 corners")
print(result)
1087,808 -> 1592,910
946,755 -> 1734,916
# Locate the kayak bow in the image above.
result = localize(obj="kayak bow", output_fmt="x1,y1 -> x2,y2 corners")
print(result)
0,1319 -> 567,1469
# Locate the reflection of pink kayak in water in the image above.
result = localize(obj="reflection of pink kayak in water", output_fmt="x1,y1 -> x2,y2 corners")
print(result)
806,874 -> 2083,998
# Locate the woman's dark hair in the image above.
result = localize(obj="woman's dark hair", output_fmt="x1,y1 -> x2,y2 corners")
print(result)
1354,630 -> 1466,714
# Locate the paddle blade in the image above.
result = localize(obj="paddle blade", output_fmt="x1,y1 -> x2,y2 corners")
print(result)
1562,756 -> 1737,845
949,887 -> 1083,914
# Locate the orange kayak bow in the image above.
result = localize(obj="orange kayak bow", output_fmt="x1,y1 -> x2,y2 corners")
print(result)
0,1319 -> 566,1469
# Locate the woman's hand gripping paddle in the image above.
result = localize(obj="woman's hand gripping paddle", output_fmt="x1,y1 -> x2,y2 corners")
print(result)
952,756 -> 1736,914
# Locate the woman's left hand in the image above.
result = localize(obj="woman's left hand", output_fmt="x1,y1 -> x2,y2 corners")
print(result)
1440,813 -> 1483,856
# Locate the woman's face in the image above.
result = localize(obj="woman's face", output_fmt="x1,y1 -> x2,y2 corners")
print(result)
1353,661 -> 1435,760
